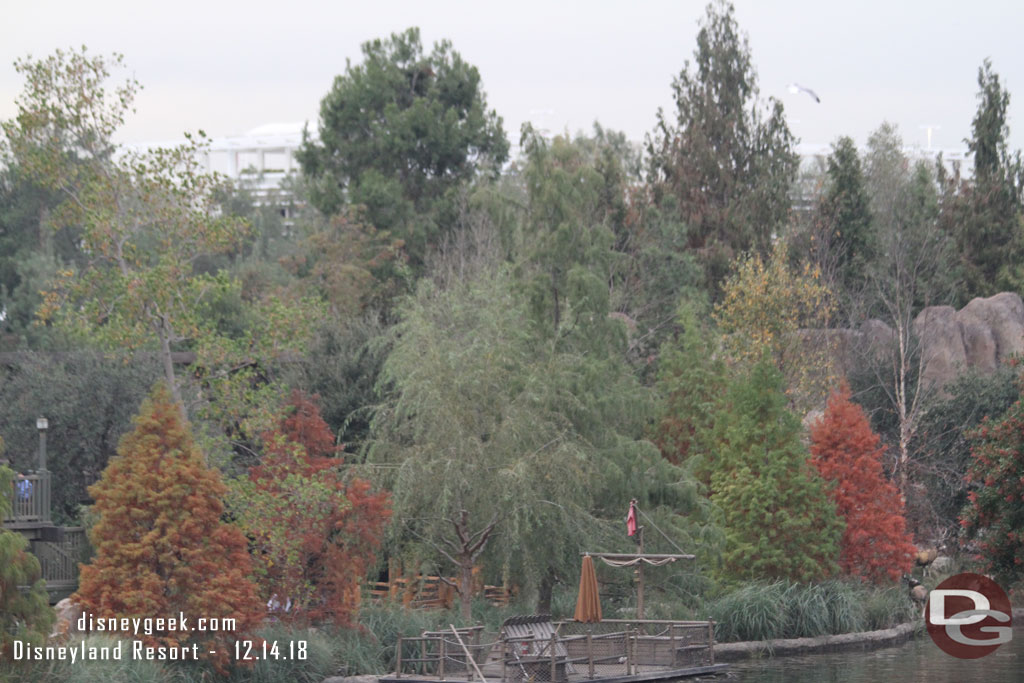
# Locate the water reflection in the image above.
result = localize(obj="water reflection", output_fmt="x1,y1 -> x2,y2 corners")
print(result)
725,626 -> 1021,682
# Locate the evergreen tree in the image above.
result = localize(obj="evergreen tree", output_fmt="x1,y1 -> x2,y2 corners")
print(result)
647,0 -> 798,292
0,460 -> 54,659
809,385 -> 915,583
816,136 -> 873,296
74,384 -> 262,672
297,27 -> 508,270
709,356 -> 842,582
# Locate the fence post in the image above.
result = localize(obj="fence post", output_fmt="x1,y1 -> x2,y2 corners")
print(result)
501,639 -> 507,683
396,636 -> 403,678
550,633 -> 557,683
670,624 -> 676,668
624,629 -> 631,676
708,620 -> 715,665
440,637 -> 446,680
587,629 -> 594,679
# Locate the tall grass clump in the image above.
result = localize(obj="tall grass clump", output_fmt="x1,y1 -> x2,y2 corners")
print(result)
819,580 -> 867,634
864,586 -> 916,630
705,581 -> 788,642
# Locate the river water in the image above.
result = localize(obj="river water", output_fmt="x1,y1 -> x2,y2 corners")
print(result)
725,626 -> 1023,682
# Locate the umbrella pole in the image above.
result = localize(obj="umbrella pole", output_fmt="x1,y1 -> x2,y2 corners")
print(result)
636,526 -> 645,620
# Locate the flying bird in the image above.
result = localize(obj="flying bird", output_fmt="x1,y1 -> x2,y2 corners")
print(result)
788,83 -> 820,103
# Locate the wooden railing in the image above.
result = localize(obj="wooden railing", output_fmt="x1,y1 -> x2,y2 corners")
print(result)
367,575 -> 514,609
4,472 -> 51,523
34,526 -> 88,588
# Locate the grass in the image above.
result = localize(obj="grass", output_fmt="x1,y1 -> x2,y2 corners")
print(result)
702,579 -> 911,643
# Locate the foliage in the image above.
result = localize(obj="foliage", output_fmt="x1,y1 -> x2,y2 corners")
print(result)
652,303 -> 725,474
74,384 -> 263,673
708,356 -> 842,582
646,0 -> 798,291
0,463 -> 55,660
297,27 -> 508,269
228,391 -> 391,625
940,60 -> 1024,298
912,366 -> 1019,537
705,580 -> 888,642
814,136 -> 874,297
809,385 -> 915,583
714,240 -> 836,411
961,370 -> 1024,586
0,352 -> 159,522
370,262 -> 710,614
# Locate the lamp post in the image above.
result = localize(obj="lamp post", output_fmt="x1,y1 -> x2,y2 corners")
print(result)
36,417 -> 48,472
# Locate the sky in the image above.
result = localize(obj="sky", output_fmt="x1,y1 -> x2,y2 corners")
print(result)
1,0 -> 1022,158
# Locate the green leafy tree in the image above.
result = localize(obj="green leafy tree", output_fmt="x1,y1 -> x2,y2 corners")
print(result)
297,27 -> 508,269
371,263 -> 708,616
708,356 -> 842,582
647,0 -> 798,291
74,384 -> 262,673
962,370 -> 1024,586
0,460 -> 55,659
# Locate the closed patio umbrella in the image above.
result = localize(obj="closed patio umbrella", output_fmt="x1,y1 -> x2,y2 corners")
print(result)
573,554 -> 602,623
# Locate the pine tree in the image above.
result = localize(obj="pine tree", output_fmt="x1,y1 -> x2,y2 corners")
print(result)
0,461 -> 54,659
809,385 -> 915,583
74,384 -> 262,672
709,356 -> 842,582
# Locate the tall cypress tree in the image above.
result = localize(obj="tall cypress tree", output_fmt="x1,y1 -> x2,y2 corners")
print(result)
709,356 -> 842,582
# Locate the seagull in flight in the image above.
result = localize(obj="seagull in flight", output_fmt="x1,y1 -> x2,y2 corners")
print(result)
788,83 -> 820,103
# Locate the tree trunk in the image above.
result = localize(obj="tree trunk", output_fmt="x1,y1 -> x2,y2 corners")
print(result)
157,319 -> 185,421
459,556 -> 473,622
537,573 -> 554,614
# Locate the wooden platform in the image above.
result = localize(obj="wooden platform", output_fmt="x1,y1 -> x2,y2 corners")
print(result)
380,662 -> 729,683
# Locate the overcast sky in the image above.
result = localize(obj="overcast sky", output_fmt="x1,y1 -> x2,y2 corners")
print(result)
2,0 -> 1022,157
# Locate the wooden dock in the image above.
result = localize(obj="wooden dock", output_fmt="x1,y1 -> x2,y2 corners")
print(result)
384,618 -> 728,683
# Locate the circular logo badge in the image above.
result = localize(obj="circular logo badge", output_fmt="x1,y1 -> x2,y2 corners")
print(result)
925,572 -> 1013,659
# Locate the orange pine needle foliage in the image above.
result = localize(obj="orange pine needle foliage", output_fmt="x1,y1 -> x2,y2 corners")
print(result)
809,384 -> 916,583
74,384 -> 262,673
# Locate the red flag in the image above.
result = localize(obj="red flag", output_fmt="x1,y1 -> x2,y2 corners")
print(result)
626,500 -> 637,537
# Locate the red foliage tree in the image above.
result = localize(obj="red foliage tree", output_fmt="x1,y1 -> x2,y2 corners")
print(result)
75,384 -> 262,672
238,390 -> 390,625
809,384 -> 916,583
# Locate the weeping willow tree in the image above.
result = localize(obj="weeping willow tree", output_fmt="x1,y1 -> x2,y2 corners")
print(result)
369,260 -> 712,618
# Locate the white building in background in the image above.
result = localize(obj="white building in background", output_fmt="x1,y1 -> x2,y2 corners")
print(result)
201,122 -> 308,196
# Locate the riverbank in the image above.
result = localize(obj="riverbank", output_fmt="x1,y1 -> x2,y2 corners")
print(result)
717,605 -> 1024,661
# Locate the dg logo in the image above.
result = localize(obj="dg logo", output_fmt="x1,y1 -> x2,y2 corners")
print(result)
925,572 -> 1013,659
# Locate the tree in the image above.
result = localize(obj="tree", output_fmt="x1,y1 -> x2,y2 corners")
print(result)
228,391 -> 391,624
857,125 -> 957,502
713,240 -> 836,411
297,27 -> 508,269
0,461 -> 54,659
2,48 -> 249,408
809,385 -> 915,583
653,303 -> 725,475
646,0 -> 798,291
962,371 -> 1024,586
814,136 -> 874,297
74,384 -> 262,672
708,356 -> 842,582
945,59 -> 1024,297
370,262 -> 707,616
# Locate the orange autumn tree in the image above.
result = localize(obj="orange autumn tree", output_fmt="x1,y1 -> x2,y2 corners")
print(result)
809,385 -> 915,582
75,384 -> 262,669
230,390 -> 390,624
